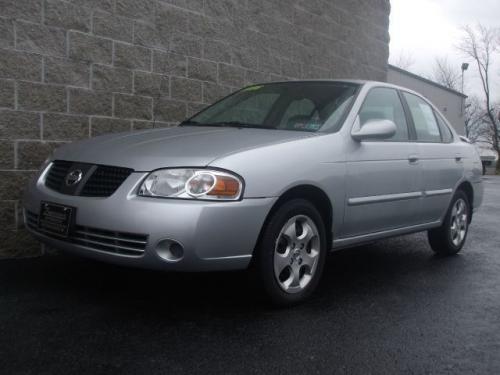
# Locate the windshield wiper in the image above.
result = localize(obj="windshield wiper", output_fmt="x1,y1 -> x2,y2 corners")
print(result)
200,121 -> 273,129
178,120 -> 200,126
180,120 -> 273,129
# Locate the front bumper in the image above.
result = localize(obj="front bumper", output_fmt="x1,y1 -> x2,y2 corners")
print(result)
23,171 -> 276,271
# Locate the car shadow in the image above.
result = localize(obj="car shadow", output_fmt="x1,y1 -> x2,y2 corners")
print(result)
3,231 -> 468,318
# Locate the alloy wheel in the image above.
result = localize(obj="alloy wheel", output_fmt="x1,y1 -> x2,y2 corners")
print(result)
273,215 -> 320,294
450,198 -> 468,247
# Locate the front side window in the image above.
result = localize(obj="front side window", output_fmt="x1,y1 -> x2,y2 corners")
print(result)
358,87 -> 409,141
403,93 -> 442,142
182,82 -> 359,132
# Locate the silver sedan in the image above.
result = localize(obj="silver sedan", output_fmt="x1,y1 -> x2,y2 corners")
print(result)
23,80 -> 483,305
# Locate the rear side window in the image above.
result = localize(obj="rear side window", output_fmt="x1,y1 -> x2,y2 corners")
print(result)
358,88 -> 409,141
435,113 -> 454,143
403,93 -> 441,142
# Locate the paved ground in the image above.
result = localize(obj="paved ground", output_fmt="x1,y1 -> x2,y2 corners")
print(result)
1,178 -> 500,375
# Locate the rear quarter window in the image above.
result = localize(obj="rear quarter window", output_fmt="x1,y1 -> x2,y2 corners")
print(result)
435,113 -> 454,143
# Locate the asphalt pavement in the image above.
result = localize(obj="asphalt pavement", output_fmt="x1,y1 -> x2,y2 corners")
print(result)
1,177 -> 500,374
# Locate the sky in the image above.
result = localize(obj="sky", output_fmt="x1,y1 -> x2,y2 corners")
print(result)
389,0 -> 500,102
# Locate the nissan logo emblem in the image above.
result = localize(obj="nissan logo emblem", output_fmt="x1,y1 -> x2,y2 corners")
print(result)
65,169 -> 83,186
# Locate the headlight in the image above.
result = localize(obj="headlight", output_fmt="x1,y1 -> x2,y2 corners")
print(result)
138,169 -> 243,200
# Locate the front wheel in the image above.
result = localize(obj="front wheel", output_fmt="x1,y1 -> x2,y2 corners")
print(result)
253,199 -> 327,306
428,190 -> 470,256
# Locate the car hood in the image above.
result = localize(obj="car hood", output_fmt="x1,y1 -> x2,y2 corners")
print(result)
53,126 -> 316,171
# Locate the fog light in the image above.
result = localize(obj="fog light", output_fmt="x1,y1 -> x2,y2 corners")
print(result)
156,239 -> 184,262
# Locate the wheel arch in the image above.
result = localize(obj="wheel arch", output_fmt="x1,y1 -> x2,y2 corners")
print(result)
456,180 -> 474,222
255,184 -> 334,253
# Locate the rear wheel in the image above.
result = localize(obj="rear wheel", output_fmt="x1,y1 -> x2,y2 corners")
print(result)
253,199 -> 327,306
428,190 -> 470,256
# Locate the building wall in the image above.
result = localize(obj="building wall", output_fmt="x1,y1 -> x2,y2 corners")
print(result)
387,66 -> 466,135
0,0 -> 390,258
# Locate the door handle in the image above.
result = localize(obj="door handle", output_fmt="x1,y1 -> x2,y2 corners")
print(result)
408,155 -> 419,164
455,154 -> 463,162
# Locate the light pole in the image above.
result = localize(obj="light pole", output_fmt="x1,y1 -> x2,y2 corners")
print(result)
461,62 -> 469,115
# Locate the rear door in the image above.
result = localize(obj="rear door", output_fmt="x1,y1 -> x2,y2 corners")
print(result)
342,87 -> 421,237
401,92 -> 464,223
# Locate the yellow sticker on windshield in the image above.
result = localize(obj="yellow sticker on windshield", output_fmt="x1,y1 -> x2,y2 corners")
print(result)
243,85 -> 264,92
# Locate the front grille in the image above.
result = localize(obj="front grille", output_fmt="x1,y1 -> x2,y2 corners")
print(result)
81,165 -> 133,197
44,160 -> 133,197
45,160 -> 73,191
25,211 -> 148,257
25,210 -> 38,228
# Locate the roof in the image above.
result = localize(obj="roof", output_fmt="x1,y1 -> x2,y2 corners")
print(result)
255,79 -> 436,97
250,80 -> 452,103
256,79 -> 369,85
388,64 -> 467,99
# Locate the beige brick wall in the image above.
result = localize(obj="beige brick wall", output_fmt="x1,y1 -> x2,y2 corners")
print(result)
0,0 -> 390,257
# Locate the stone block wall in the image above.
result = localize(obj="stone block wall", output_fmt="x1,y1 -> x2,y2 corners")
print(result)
0,0 -> 390,257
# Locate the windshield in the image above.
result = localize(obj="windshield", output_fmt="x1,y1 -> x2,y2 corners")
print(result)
182,81 -> 359,132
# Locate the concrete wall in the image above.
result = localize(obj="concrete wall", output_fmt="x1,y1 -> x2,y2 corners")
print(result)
0,0 -> 390,258
387,65 -> 466,135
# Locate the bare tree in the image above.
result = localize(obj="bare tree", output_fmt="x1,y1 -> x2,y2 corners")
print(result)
464,96 -> 493,142
390,50 -> 415,70
464,96 -> 486,140
457,24 -> 500,170
432,57 -> 461,91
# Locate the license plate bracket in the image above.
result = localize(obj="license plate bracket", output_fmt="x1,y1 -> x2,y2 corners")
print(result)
38,201 -> 75,238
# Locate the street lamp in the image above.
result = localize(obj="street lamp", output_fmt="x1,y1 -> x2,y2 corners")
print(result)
461,62 -> 469,115
461,62 -> 469,94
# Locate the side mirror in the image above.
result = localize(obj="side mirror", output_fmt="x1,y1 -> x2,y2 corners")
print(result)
351,119 -> 397,141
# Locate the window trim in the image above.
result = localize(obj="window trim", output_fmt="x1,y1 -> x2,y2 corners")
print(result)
397,89 -> 417,141
355,86 -> 412,143
400,90 -> 444,144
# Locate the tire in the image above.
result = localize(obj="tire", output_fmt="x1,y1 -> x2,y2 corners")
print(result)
428,190 -> 470,256
253,199 -> 327,306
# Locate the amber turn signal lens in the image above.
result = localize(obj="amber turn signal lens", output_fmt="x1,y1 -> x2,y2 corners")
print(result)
207,175 -> 240,197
